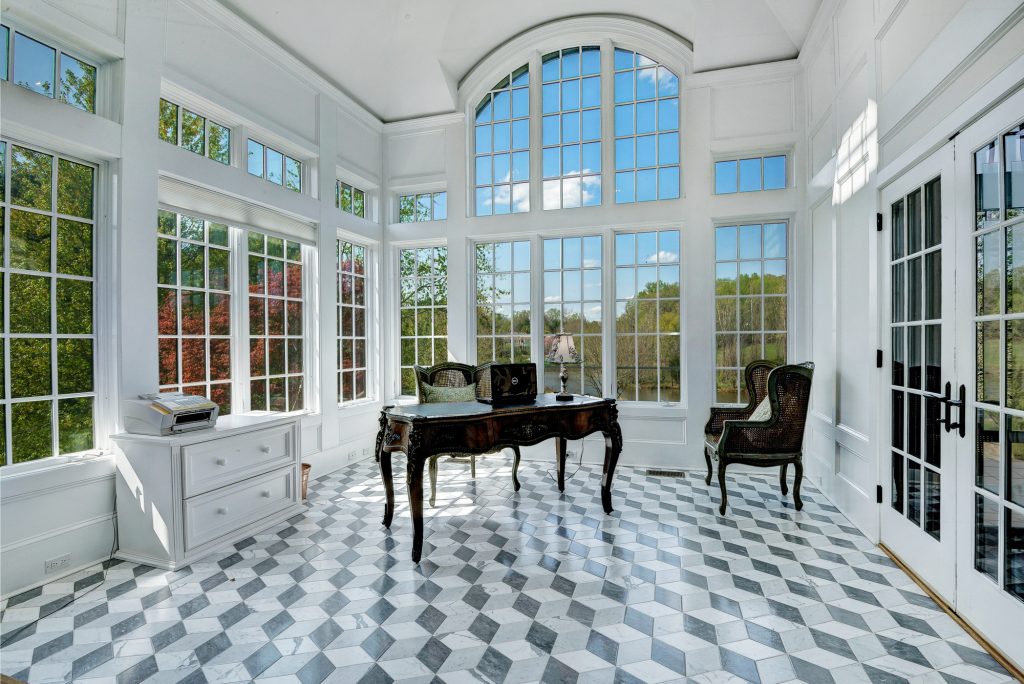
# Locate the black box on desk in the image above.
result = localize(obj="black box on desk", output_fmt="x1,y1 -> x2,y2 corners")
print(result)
474,362 -> 538,405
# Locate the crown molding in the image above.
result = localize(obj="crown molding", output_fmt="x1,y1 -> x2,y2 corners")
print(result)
179,0 -> 383,133
383,112 -> 465,136
687,59 -> 801,89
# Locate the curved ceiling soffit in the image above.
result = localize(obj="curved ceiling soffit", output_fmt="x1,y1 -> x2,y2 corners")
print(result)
458,14 -> 695,114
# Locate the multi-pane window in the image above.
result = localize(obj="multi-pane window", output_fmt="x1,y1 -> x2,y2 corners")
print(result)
543,236 -> 602,396
337,240 -> 368,404
613,49 -> 679,203
157,210 -> 233,414
247,232 -> 304,411
158,98 -> 231,165
542,47 -> 601,210
399,192 -> 447,223
715,155 -> 787,194
713,222 -> 788,403
1,141 -> 96,465
972,122 -> 1024,601
614,230 -> 681,401
475,66 -> 530,216
247,140 -> 301,192
475,240 -> 531,363
337,181 -> 366,218
2,26 -> 96,113
399,246 -> 447,396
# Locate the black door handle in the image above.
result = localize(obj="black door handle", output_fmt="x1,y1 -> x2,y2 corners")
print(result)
932,382 -> 965,437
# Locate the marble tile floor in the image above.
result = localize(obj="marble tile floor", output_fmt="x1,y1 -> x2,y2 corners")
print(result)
0,456 -> 1015,684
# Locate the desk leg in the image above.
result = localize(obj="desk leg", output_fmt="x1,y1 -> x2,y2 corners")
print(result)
601,427 -> 623,514
406,451 -> 425,562
511,446 -> 522,492
378,449 -> 394,528
554,437 -> 567,492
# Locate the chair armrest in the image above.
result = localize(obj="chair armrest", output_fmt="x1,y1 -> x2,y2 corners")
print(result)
704,406 -> 753,437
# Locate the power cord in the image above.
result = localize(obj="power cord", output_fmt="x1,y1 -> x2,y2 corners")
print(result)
548,439 -> 586,485
0,486 -> 119,648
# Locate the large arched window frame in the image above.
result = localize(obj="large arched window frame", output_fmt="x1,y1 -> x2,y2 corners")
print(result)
460,17 -> 693,218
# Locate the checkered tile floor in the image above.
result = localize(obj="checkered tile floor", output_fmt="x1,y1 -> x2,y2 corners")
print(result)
0,456 -> 1015,683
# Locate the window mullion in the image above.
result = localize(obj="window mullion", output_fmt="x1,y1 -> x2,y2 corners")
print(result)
231,226 -> 250,413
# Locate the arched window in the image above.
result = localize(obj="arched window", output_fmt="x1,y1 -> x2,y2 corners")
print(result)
542,46 -> 601,210
474,65 -> 529,216
613,49 -> 679,203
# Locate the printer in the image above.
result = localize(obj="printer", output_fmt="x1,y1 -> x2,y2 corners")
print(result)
123,392 -> 220,436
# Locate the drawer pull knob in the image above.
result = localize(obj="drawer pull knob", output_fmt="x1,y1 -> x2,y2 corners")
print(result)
260,445 -> 272,454
216,458 -> 227,466
261,490 -> 271,498
217,507 -> 228,515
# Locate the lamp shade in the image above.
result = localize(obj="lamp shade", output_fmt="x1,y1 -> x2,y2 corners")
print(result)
546,333 -> 580,363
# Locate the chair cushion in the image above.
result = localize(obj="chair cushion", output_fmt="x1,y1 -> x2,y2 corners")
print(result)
749,396 -> 772,422
422,382 -> 477,403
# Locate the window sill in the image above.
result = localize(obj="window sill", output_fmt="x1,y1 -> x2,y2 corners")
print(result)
616,402 -> 687,420
337,399 -> 383,417
0,452 -> 116,501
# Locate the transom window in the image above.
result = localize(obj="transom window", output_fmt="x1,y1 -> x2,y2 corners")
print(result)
715,155 -> 787,194
247,140 -> 301,193
714,222 -> 788,403
613,49 -> 679,203
542,47 -> 601,210
337,239 -> 369,404
337,181 -> 366,218
399,246 -> 448,396
475,66 -> 530,216
614,230 -> 681,401
1,25 -> 96,113
157,210 -> 233,414
1,140 -> 97,465
543,236 -> 603,396
475,240 -> 531,363
158,98 -> 231,165
247,232 -> 304,412
399,192 -> 447,223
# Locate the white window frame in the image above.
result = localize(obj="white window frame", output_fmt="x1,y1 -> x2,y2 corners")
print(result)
3,23 -> 99,114
471,238 -> 533,364
336,235 -> 376,407
713,153 -> 789,195
395,241 -> 448,398
158,98 -> 233,166
399,191 -> 448,223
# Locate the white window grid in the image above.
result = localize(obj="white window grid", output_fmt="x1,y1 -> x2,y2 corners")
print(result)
398,245 -> 448,397
1,139 -> 98,465
399,192 -> 447,223
474,240 -> 531,363
613,48 -> 679,203
337,239 -> 370,404
714,155 -> 787,194
713,222 -> 789,404
247,139 -> 301,193
158,98 -> 231,165
614,229 -> 681,402
1,24 -> 97,113
543,235 -> 603,396
542,46 -> 601,210
337,180 -> 367,218
474,65 -> 530,216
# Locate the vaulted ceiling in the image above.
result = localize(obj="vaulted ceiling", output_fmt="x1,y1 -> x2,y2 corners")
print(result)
218,0 -> 822,123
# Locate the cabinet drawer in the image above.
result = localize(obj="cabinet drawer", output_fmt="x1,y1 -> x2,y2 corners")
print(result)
184,466 -> 295,550
182,426 -> 292,497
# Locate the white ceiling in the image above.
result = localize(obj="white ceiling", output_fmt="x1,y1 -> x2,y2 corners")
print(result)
218,0 -> 821,123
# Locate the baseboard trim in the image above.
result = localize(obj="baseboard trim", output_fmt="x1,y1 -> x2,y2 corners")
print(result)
878,543 -> 1024,680
0,556 -> 109,602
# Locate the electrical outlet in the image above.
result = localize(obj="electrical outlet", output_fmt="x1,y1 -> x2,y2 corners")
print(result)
44,553 -> 71,574
348,450 -> 357,460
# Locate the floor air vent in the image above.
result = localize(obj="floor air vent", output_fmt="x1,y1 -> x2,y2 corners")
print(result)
646,469 -> 685,477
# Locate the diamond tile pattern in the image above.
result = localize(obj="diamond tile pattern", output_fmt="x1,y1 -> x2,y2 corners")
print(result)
0,457 -> 1015,683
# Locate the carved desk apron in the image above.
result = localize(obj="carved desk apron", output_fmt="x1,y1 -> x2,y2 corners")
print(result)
374,395 -> 623,562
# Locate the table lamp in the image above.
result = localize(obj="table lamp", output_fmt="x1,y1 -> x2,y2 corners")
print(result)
546,333 -> 580,401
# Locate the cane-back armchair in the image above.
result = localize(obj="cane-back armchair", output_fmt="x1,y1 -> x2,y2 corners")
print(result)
414,363 -> 521,507
704,362 -> 815,515
703,360 -> 778,486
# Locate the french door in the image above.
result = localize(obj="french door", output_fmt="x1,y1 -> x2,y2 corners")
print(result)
880,90 -> 1024,669
881,144 -> 958,601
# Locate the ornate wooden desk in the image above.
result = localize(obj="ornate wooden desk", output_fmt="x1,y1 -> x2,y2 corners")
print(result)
374,395 -> 623,562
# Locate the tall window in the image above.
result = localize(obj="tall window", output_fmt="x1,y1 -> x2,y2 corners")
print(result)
247,140 -> 301,192
476,240 -> 531,363
337,181 -> 366,218
2,26 -> 96,113
157,210 -> 233,414
713,222 -> 788,403
399,246 -> 447,396
400,191 -> 447,223
1,141 -> 96,464
613,49 -> 679,203
544,236 -> 602,395
542,47 -> 601,210
475,66 -> 530,216
158,98 -> 231,165
337,240 -> 368,404
247,232 -> 304,411
614,230 -> 681,401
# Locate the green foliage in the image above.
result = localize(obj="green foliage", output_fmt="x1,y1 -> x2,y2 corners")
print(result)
59,56 -> 96,113
158,99 -> 178,144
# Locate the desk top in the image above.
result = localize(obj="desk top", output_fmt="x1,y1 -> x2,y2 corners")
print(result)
384,394 -> 611,421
